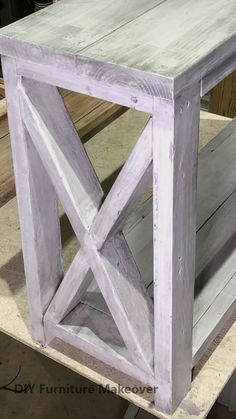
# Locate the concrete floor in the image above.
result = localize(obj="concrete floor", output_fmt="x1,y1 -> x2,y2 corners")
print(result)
0,109 -> 236,419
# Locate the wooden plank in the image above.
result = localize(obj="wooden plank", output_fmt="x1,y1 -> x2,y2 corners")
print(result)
1,56 -> 62,345
197,117 -> 236,229
193,274 -> 236,365
201,54 -> 236,96
0,90 -> 127,208
16,59 -> 158,112
0,77 -> 5,98
92,119 -> 152,248
46,119 -> 153,325
52,300 -> 155,386
0,196 -> 235,418
152,84 -> 201,414
20,78 -> 154,375
209,70 -> 236,118
0,0 -> 235,97
83,0 -> 236,91
172,320 -> 236,419
0,0 -> 163,53
124,117 -> 236,291
61,88 -> 127,141
44,108 -> 236,384
0,107 -> 235,418
194,190 -> 236,326
97,233 -> 154,374
0,114 -> 8,139
44,250 -> 93,324
0,98 -> 7,118
20,78 -> 103,233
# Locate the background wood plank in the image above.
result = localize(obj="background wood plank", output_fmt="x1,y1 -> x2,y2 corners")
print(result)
210,70 -> 236,118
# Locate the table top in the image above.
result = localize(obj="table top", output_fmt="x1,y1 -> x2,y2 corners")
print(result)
0,0 -> 235,84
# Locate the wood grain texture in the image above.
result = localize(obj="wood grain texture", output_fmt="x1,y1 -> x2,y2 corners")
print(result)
0,77 -> 4,98
44,250 -> 93,325
209,70 -> 236,118
1,56 -> 63,345
0,106 -> 235,418
92,119 -> 152,248
0,88 -> 126,209
16,59 -> 159,112
153,84 -> 201,414
19,78 -> 104,233
0,0 -> 235,97
20,78 -> 154,376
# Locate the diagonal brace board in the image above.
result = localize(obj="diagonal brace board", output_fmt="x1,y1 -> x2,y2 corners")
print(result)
19,78 -> 154,374
91,119 -> 153,248
20,77 -> 104,233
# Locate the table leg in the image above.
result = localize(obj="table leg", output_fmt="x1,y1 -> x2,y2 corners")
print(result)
153,84 -> 201,414
2,56 -> 62,345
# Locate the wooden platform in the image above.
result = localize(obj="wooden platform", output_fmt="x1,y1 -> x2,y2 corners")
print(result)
0,107 -> 235,418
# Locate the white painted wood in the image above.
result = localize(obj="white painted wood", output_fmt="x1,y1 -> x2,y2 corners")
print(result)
1,56 -> 62,345
0,0 -> 235,100
19,78 -> 103,234
193,274 -> 236,365
44,250 -> 93,324
82,232 -> 154,375
83,0 -> 236,90
19,79 -> 154,375
152,84 -> 201,414
0,1 -> 235,412
16,59 -> 156,112
47,315 -> 156,387
201,53 -> 236,96
0,0 -> 164,53
194,191 -> 236,326
197,118 -> 236,230
0,116 -> 236,419
92,118 -> 152,248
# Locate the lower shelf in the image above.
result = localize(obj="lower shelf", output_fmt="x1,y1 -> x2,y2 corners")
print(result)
48,118 -> 236,383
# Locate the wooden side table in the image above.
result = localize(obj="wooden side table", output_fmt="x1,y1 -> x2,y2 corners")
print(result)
0,0 -> 235,415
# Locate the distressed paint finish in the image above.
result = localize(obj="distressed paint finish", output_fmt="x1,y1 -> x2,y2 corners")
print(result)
1,56 -> 62,345
0,0 -> 236,416
153,84 -> 201,414
19,77 -> 154,376
0,0 -> 235,101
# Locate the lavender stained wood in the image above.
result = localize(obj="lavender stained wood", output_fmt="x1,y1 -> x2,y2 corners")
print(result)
153,84 -> 201,414
1,56 -> 63,345
0,0 -> 236,415
0,0 -> 235,100
92,118 -> 153,248
19,77 -> 154,376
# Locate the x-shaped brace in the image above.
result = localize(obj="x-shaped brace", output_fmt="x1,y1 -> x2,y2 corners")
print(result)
19,78 -> 154,375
